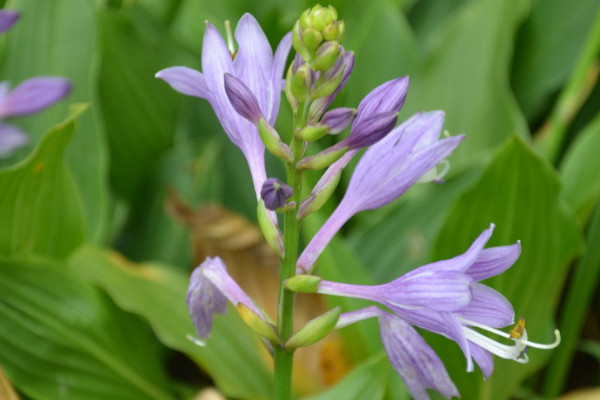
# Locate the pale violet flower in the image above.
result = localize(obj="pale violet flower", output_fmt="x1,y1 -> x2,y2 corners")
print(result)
298,111 -> 463,272
0,77 -> 72,156
156,14 -> 292,199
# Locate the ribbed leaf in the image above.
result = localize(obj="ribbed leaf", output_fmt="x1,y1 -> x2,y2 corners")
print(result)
0,105 -> 86,260
430,136 -> 582,400
68,245 -> 273,400
0,257 -> 175,400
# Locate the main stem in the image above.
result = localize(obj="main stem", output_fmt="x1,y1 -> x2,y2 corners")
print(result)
273,103 -> 308,400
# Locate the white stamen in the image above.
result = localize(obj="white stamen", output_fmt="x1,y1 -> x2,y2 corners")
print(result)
186,334 -> 207,347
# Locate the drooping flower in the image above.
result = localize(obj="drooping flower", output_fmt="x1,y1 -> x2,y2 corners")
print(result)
0,9 -> 19,33
314,225 -> 560,380
297,111 -> 463,271
156,14 -> 292,199
0,77 -> 72,156
187,256 -> 267,343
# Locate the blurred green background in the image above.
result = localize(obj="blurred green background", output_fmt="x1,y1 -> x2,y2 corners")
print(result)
0,0 -> 599,399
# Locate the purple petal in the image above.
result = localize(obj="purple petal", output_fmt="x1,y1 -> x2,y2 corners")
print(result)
469,342 -> 494,379
351,76 -> 408,132
261,177 -> 293,210
320,107 -> 355,134
0,123 -> 28,156
233,14 -> 273,115
343,111 -> 398,148
380,314 -> 459,400
467,242 -> 521,281
456,283 -> 514,328
0,77 -> 71,118
0,10 -> 19,33
267,32 -> 292,124
155,66 -> 209,99
224,73 -> 263,124
186,258 -> 228,338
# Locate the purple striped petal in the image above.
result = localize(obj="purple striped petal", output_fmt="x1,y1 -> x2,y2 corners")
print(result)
0,10 -> 19,33
0,77 -> 71,118
380,314 -> 458,400
456,283 -> 514,328
224,73 -> 263,124
155,66 -> 209,99
468,342 -> 494,379
0,123 -> 28,156
187,258 -> 228,338
267,32 -> 292,124
467,242 -> 521,281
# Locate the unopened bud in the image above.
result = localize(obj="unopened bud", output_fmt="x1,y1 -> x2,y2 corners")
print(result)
296,125 -> 329,142
302,28 -> 323,51
297,146 -> 348,170
323,20 -> 344,41
261,178 -> 293,210
285,275 -> 322,293
298,169 -> 342,219
285,307 -> 341,349
224,73 -> 262,124
257,200 -> 283,256
237,304 -> 280,344
258,118 -> 293,162
313,41 -> 341,72
320,107 -> 356,134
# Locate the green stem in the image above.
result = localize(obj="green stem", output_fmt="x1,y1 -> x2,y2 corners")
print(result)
274,103 -> 309,400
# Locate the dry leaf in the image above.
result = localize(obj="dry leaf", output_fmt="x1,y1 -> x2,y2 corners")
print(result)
0,364 -> 20,400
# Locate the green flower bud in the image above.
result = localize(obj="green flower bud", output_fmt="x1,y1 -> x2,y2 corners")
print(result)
302,28 -> 323,51
323,20 -> 344,41
285,65 -> 299,112
313,41 -> 340,72
292,21 -> 313,62
285,275 -> 322,293
290,65 -> 312,102
258,118 -> 293,162
285,307 -> 341,349
257,200 -> 283,256
296,125 -> 329,142
297,146 -> 348,170
297,169 -> 342,219
237,304 -> 280,344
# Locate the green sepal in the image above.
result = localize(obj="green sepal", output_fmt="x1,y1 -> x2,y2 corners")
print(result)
296,125 -> 329,142
297,146 -> 348,170
284,275 -> 322,293
257,199 -> 283,256
285,307 -> 341,350
237,304 -> 280,345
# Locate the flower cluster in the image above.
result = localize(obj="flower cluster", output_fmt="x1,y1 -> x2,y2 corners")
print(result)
157,9 -> 560,400
0,10 -> 71,157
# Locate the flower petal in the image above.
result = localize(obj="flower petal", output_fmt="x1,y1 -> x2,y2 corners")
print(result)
469,342 -> 494,379
0,77 -> 71,118
155,66 -> 209,99
380,314 -> 459,400
467,242 -> 521,281
0,10 -> 19,33
266,32 -> 292,124
456,283 -> 515,328
0,123 -> 28,156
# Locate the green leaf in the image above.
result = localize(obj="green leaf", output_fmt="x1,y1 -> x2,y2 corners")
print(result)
1,0 -> 110,242
68,245 -> 273,400
512,0 -> 600,121
302,356 -> 389,400
560,112 -> 600,222
95,5 -> 194,202
0,105 -> 86,260
430,136 -> 583,400
0,256 -> 175,400
403,0 -> 530,167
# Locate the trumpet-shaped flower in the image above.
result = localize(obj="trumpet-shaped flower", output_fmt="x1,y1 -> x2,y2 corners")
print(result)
317,225 -> 560,382
156,14 -> 292,198
0,77 -> 72,156
298,111 -> 463,272
187,257 -> 267,343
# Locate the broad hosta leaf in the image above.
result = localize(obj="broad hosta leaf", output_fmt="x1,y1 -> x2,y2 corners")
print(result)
430,136 -> 582,400
2,0 -> 110,242
0,257 -> 175,400
302,356 -> 389,400
511,0 -> 600,121
560,112 -> 600,222
0,105 -> 86,260
96,5 -> 194,202
68,245 -> 273,400
402,0 -> 530,167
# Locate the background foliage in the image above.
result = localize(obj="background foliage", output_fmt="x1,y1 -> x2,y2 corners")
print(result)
0,0 -> 599,399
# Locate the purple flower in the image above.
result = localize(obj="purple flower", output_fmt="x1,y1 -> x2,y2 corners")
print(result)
156,14 -> 292,199
187,257 -> 267,342
261,177 -> 293,210
0,77 -> 72,156
297,111 -> 463,272
0,10 -> 19,33
318,225 -> 560,382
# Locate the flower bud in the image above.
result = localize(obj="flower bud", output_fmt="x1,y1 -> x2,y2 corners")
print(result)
302,28 -> 323,51
285,275 -> 322,293
297,168 -> 342,219
293,5 -> 343,65
224,73 -> 262,124
323,20 -> 344,41
320,107 -> 356,134
285,307 -> 341,349
261,178 -> 293,210
237,304 -> 280,344
313,41 -> 341,72
257,200 -> 283,256
296,125 -> 329,142
257,117 -> 293,162
297,146 -> 348,170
